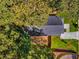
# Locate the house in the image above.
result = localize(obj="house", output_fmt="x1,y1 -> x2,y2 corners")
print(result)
41,14 -> 64,36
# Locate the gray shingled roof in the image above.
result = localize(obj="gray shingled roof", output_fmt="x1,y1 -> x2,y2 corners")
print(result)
46,16 -> 63,25
41,15 -> 64,36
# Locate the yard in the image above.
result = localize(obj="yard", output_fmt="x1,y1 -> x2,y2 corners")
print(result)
51,36 -> 78,53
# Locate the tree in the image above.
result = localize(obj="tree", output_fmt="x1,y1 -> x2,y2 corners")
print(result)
0,23 -> 31,59
58,0 -> 78,31
0,0 -> 51,26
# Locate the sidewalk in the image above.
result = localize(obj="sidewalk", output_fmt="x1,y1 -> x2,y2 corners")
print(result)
60,31 -> 79,40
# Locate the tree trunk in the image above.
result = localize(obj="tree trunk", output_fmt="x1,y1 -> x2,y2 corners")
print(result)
48,36 -> 51,48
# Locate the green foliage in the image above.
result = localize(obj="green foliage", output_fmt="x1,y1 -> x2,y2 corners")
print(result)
28,45 -> 53,59
58,0 -> 78,31
0,0 -> 51,26
51,36 -> 78,52
0,23 -> 31,59
0,0 -> 78,28
47,0 -> 61,9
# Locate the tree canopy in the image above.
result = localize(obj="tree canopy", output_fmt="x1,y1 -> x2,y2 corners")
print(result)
0,0 -> 78,58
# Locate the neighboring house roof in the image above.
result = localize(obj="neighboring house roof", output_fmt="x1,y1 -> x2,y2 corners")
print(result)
46,16 -> 63,25
42,25 -> 64,36
42,15 -> 64,36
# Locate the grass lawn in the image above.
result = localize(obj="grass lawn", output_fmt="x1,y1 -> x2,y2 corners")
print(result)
51,36 -> 78,52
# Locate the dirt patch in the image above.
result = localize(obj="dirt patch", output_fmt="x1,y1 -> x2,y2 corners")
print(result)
31,36 -> 48,46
